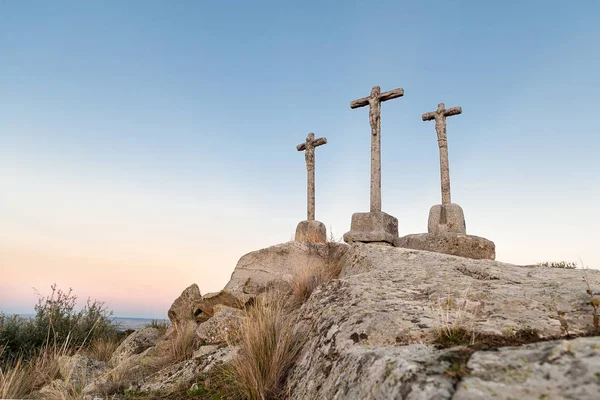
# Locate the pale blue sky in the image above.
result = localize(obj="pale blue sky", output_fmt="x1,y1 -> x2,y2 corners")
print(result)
1,1 -> 599,317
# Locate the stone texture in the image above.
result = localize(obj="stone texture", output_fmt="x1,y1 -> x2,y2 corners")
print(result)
297,132 -> 327,221
454,336 -> 600,400
192,344 -> 220,359
167,283 -> 203,326
57,354 -> 109,389
295,220 -> 327,243
422,102 -> 462,206
285,244 -> 600,399
351,85 -> 404,212
109,327 -> 161,367
196,305 -> 244,344
343,211 -> 398,245
196,290 -> 249,322
428,203 -> 467,234
135,347 -> 237,395
396,232 -> 495,260
224,241 -> 348,296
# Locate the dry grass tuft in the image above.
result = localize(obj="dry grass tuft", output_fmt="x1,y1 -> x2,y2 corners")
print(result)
291,245 -> 344,304
227,292 -> 306,400
84,336 -> 122,362
433,289 -> 479,347
0,339 -> 69,399
168,322 -> 199,364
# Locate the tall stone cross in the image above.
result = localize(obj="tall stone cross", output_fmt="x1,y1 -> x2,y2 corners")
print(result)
422,103 -> 462,206
297,133 -> 327,221
351,85 -> 404,212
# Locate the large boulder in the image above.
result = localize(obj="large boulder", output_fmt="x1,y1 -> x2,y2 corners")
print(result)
109,327 -> 161,367
57,354 -> 109,389
286,244 -> 600,399
168,283 -> 203,326
196,305 -> 244,344
224,241 -> 348,296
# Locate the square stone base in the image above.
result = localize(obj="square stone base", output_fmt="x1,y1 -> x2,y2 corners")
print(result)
396,233 -> 495,260
428,203 -> 467,234
343,212 -> 399,246
295,220 -> 327,243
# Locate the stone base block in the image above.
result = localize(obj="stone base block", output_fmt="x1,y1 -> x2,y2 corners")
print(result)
428,203 -> 466,234
295,220 -> 327,243
343,212 -> 398,246
395,233 -> 495,260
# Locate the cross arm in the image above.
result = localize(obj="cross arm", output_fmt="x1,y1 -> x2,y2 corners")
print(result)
378,87 -> 404,102
422,111 -> 437,121
350,96 -> 370,109
313,137 -> 327,147
443,106 -> 462,117
296,143 -> 306,151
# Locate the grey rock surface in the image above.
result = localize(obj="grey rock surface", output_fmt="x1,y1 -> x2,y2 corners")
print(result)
343,211 -> 399,246
286,244 -> 600,399
57,354 -> 109,389
224,241 -> 348,296
396,233 -> 495,260
428,203 -> 467,235
295,220 -> 327,243
196,304 -> 243,344
454,336 -> 600,400
167,283 -> 203,326
197,290 -> 249,322
109,327 -> 161,367
135,347 -> 237,395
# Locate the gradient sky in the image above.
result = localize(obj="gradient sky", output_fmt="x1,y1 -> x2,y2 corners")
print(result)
1,1 -> 599,318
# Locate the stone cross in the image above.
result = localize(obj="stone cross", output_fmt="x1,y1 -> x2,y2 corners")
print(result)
351,85 -> 404,212
297,133 -> 327,221
422,103 -> 462,206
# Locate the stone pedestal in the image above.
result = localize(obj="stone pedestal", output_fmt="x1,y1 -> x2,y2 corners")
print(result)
295,220 -> 327,243
343,211 -> 398,246
396,233 -> 495,260
428,203 -> 466,234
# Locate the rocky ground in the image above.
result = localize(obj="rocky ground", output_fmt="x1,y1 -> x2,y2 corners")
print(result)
42,242 -> 600,399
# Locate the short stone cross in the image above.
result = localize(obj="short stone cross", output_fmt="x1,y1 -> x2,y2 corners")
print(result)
351,85 -> 404,212
422,103 -> 462,206
297,133 -> 327,221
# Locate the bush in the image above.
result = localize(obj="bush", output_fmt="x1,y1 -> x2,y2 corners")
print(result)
537,261 -> 578,269
0,284 -> 120,363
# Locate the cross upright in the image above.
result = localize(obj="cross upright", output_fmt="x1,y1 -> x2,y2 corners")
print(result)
351,85 -> 404,212
422,103 -> 462,206
297,133 -> 327,221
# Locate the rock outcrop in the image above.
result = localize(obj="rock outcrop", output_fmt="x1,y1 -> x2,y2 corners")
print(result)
168,283 -> 203,326
224,241 -> 348,296
286,244 -> 600,399
109,327 -> 161,367
196,305 -> 243,344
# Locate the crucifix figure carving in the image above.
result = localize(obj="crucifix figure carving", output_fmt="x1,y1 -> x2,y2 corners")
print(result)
422,103 -> 462,206
297,133 -> 327,221
351,85 -> 404,212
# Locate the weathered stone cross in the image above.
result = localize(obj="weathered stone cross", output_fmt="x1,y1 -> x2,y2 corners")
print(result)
422,103 -> 462,206
297,133 -> 327,221
351,85 -> 404,212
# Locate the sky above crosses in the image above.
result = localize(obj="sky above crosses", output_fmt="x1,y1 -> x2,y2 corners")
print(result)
1,1 -> 599,318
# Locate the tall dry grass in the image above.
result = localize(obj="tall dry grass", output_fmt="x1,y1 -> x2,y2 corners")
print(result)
291,253 -> 343,304
227,293 -> 306,400
0,338 -> 70,399
84,336 -> 122,362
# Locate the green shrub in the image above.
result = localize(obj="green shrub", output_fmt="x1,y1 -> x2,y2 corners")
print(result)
0,284 -> 120,363
537,261 -> 578,269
